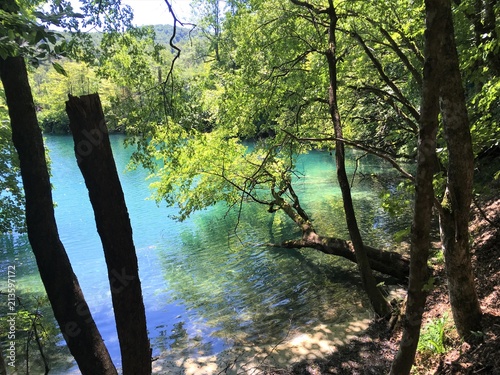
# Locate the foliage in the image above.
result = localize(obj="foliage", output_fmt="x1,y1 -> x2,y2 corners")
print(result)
453,0 -> 500,155
97,27 -> 167,133
0,121 -> 24,233
1,0 -> 497,233
417,314 -> 449,355
0,0 -> 141,232
339,0 -> 424,156
25,23 -> 194,134
469,76 -> 500,154
0,3 -> 66,67
0,290 -> 64,373
429,249 -> 445,266
140,0 -> 427,223
31,60 -> 113,133
148,123 -> 300,221
380,180 -> 414,219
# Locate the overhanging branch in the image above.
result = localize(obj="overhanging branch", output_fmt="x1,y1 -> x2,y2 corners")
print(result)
281,129 -> 415,181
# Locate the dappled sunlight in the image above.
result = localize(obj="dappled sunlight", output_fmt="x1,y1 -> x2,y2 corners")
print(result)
152,318 -> 372,374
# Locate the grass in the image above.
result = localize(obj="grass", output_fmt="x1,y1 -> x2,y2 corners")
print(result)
417,314 -> 449,355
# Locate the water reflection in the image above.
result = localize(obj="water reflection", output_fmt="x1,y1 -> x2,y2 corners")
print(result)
1,136 -> 412,373
156,203 -> 371,353
0,235 -> 75,375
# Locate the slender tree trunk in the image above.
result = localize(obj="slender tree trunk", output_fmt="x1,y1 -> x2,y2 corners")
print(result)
390,1 -> 442,373
439,0 -> 482,339
324,0 -> 391,317
65,94 -> 151,375
0,57 -> 117,375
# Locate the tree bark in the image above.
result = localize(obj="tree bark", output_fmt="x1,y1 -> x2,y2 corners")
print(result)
65,94 -> 151,375
324,0 -> 391,317
390,1 -> 442,373
278,236 -> 410,280
0,57 -> 117,375
439,0 -> 482,339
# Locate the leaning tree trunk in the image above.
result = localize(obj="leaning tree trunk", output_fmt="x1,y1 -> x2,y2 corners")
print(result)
324,0 -> 391,317
278,235 -> 410,280
390,1 -> 442,373
65,94 -> 151,375
439,0 -> 482,340
0,57 -> 117,375
270,182 -> 410,280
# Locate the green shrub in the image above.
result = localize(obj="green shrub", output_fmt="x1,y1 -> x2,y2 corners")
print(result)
417,314 -> 448,354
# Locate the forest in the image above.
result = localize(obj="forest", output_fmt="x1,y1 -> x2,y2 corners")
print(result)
0,0 -> 499,374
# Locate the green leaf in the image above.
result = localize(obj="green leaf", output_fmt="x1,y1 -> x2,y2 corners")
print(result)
0,47 -> 9,60
422,276 -> 435,292
35,30 -> 45,44
47,34 -> 57,44
39,43 -> 50,51
52,62 -> 68,77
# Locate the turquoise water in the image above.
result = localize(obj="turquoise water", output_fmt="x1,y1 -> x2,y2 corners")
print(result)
0,135 -> 410,373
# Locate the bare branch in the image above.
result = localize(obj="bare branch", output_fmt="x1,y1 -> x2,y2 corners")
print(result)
350,84 -> 419,133
281,129 -> 415,181
289,0 -> 329,14
348,30 -> 421,123
161,1 -> 196,118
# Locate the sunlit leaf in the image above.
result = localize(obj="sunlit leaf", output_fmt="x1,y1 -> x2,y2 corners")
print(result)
51,61 -> 68,77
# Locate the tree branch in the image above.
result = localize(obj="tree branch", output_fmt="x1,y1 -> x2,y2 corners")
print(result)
281,129 -> 415,181
161,1 -> 196,118
269,234 -> 410,280
348,30 -> 421,123
289,0 -> 329,14
351,84 -> 419,133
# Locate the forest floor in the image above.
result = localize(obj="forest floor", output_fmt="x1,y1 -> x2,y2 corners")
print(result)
267,177 -> 500,374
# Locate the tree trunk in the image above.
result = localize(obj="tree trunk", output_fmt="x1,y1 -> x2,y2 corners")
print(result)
325,0 -> 391,317
439,0 -> 482,339
270,178 -> 410,280
278,236 -> 410,280
65,94 -> 151,375
390,1 -> 442,373
0,57 -> 117,375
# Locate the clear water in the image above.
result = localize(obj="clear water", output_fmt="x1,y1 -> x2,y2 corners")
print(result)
0,135 -> 410,374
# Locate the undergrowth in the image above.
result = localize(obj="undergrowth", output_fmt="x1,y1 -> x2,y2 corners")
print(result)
417,314 -> 449,355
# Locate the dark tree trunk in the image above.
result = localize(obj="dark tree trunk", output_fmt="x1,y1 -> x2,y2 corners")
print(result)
439,0 -> 482,339
390,1 -> 442,373
324,0 -> 391,317
0,57 -> 117,375
65,94 -> 151,375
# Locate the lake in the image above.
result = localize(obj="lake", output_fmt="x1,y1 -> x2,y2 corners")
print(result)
0,134 -> 409,374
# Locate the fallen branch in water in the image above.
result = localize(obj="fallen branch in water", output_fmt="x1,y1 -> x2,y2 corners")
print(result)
267,233 -> 410,281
